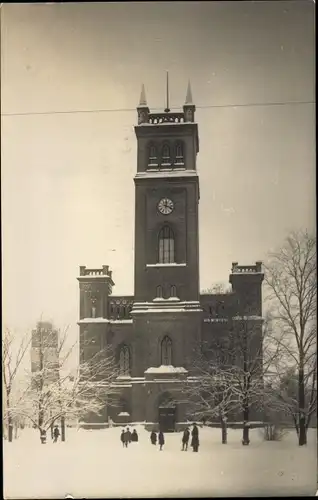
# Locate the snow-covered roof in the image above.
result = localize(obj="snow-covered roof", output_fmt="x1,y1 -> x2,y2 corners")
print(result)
77,318 -> 110,324
146,263 -> 187,268
77,275 -> 111,280
144,365 -> 188,375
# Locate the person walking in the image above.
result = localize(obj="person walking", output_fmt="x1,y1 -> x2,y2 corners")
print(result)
181,427 -> 190,451
150,430 -> 157,445
191,423 -> 199,452
158,430 -> 165,451
120,429 -> 125,447
53,425 -> 60,443
131,429 -> 138,442
126,427 -> 132,443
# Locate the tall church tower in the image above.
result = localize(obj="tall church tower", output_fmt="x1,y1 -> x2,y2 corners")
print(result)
130,79 -> 202,426
133,80 -> 200,304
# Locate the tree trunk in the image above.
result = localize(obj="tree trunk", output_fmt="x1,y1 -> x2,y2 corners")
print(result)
40,428 -> 47,444
221,419 -> 227,444
298,367 -> 307,446
242,406 -> 250,445
7,410 -> 13,443
6,393 -> 13,443
61,416 -> 66,442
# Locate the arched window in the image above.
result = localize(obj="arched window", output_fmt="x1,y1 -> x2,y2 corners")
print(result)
175,142 -> 184,164
119,345 -> 130,376
91,306 -> 96,318
170,285 -> 177,297
156,285 -> 163,298
158,226 -> 175,264
161,336 -> 173,365
148,144 -> 158,167
161,144 -> 171,165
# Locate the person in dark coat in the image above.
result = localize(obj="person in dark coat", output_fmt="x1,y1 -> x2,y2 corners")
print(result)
123,427 -> 131,447
191,423 -> 199,452
126,427 -> 132,443
181,427 -> 190,451
150,430 -> 157,445
131,429 -> 138,442
53,425 -> 60,443
158,430 -> 165,451
121,429 -> 125,447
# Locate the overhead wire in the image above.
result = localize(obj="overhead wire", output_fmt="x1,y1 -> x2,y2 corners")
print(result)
1,99 -> 315,117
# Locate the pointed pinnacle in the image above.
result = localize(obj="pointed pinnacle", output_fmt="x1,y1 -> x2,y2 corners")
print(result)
139,83 -> 147,107
185,80 -> 193,105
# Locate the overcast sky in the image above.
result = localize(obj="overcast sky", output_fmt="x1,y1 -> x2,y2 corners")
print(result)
1,1 -> 315,343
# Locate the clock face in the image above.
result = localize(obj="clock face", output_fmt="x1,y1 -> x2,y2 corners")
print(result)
158,198 -> 174,215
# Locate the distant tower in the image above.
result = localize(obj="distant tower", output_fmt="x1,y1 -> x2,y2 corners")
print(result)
31,321 -> 59,384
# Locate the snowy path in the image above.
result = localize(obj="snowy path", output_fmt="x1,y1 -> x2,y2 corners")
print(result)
3,426 -> 317,498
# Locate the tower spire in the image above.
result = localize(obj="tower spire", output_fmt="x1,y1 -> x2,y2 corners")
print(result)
139,83 -> 147,107
164,71 -> 170,113
183,80 -> 195,123
185,80 -> 193,105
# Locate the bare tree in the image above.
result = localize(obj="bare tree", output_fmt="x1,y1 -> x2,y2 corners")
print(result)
180,313 -> 280,445
10,322 -> 120,443
264,230 -> 317,446
2,327 -> 31,442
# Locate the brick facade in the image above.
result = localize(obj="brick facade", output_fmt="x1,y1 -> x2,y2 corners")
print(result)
77,83 -> 264,429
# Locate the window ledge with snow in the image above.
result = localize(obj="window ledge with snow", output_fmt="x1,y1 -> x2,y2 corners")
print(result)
144,365 -> 188,375
233,315 -> 263,321
110,319 -> 133,324
153,297 -> 180,303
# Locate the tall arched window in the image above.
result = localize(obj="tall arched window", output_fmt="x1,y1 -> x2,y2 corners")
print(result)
175,142 -> 184,164
119,345 -> 130,376
156,285 -> 163,298
170,285 -> 177,297
148,144 -> 158,167
158,226 -> 175,264
161,336 -> 173,365
161,144 -> 171,165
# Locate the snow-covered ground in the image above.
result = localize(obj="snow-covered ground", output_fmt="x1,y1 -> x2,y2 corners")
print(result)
3,426 -> 317,498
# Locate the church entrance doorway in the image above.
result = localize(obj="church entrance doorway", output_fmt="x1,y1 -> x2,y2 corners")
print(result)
158,392 -> 176,432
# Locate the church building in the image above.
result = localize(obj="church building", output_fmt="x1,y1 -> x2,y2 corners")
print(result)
77,82 -> 264,431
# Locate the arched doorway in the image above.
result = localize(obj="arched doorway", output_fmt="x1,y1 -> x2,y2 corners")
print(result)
158,392 -> 177,432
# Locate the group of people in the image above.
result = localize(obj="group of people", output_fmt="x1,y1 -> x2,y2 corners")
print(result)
120,427 -> 139,447
181,423 -> 199,452
150,429 -> 165,450
121,423 -> 199,452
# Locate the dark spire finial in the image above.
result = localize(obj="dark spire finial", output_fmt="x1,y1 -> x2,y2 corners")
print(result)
164,71 -> 170,113
185,80 -> 193,105
139,83 -> 147,107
